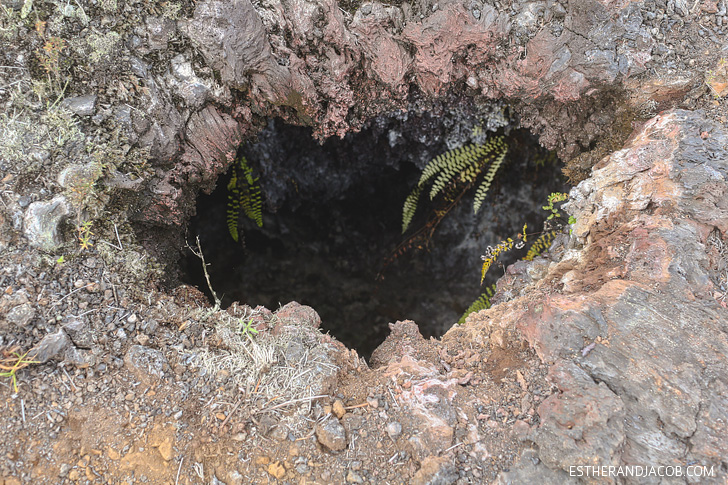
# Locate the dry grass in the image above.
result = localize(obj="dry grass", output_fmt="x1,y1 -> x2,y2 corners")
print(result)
195,307 -> 339,415
0,346 -> 39,393
708,230 -> 728,305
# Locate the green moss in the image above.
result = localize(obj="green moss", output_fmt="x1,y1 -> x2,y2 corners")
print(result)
0,103 -> 82,171
98,0 -> 118,13
161,2 -> 182,20
86,31 -> 121,65
0,4 -> 20,40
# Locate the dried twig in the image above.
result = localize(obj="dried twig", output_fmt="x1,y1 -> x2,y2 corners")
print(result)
254,394 -> 328,414
186,236 -> 220,310
175,457 -> 184,485
219,397 -> 244,430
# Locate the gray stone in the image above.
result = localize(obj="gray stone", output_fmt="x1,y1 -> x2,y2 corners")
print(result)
104,170 -> 144,191
179,0 -> 292,99
314,416 -> 347,452
63,318 -> 93,348
412,455 -> 458,485
146,16 -> 175,50
284,340 -> 305,363
63,346 -> 93,366
62,95 -> 97,116
124,345 -> 167,385
227,470 -> 244,485
30,329 -> 72,364
346,470 -> 364,483
167,54 -> 209,108
496,449 -> 579,485
23,196 -> 71,251
270,425 -> 289,441
386,421 -> 402,439
6,303 -> 35,327
58,163 -> 102,190
533,362 -> 625,471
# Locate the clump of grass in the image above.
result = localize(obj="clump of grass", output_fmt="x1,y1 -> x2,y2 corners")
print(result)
0,347 -> 39,393
194,307 -> 338,409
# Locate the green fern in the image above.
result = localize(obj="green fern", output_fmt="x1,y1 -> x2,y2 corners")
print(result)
524,230 -> 556,261
401,186 -> 422,234
481,224 -> 527,283
226,169 -> 241,243
227,155 -> 263,243
402,135 -> 507,233
473,138 -> 507,213
458,284 -> 496,324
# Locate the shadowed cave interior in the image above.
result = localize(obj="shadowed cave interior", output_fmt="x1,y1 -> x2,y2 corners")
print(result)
182,107 -> 568,358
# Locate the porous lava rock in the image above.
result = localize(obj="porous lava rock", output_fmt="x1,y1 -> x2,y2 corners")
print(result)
132,0 -> 688,233
463,109 -> 728,479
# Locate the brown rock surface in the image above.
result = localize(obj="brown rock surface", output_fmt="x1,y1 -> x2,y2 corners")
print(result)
471,109 -> 728,478
1,0 -> 727,483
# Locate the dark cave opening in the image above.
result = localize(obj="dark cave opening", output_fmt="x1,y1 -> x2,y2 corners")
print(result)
182,108 -> 568,358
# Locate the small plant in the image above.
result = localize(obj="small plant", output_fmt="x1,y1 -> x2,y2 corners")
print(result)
458,284 -> 497,324
35,21 -> 67,92
480,224 -> 527,284
227,155 -> 264,243
0,347 -> 39,393
77,220 -> 94,250
238,318 -> 259,339
705,58 -> 727,99
402,134 -> 508,233
524,230 -> 556,261
542,192 -> 569,220
460,193 -> 575,323
56,255 -> 65,264
381,131 -> 509,277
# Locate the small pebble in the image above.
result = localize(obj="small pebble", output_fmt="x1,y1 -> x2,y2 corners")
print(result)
346,470 -> 364,483
386,421 -> 402,439
332,399 -> 346,418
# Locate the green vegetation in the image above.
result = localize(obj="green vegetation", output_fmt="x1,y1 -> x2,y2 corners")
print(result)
226,155 -> 264,243
459,192 -> 574,324
480,224 -> 527,284
458,284 -> 496,324
0,347 -> 39,393
383,131 -> 510,272
524,231 -> 557,261
401,135 -> 508,233
237,318 -> 260,339
85,31 -> 121,65
77,221 -> 94,250
542,192 -> 569,220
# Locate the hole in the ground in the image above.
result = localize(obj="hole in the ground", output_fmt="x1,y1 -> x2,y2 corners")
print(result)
182,109 -> 568,358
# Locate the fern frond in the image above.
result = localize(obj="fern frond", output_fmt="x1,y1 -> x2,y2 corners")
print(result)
481,237 -> 514,284
226,200 -> 240,242
473,137 -> 507,213
398,134 -> 508,246
226,169 -> 241,242
524,231 -> 556,261
226,155 -> 264,242
238,157 -> 263,227
418,149 -> 456,186
458,284 -> 496,324
428,144 -> 485,200
402,186 -> 422,234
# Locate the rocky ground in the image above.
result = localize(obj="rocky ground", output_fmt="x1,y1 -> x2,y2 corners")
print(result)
1,0 -> 728,483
